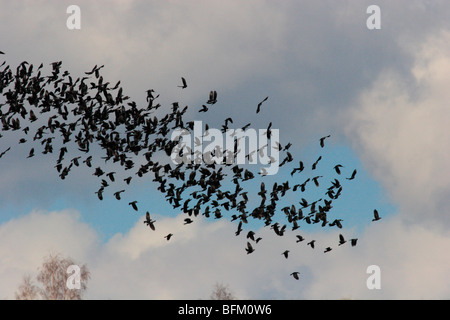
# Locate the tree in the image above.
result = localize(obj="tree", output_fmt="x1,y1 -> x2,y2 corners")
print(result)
14,275 -> 39,300
15,253 -> 90,300
210,282 -> 235,300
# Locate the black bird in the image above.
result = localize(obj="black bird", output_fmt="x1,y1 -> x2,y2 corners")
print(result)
346,169 -> 357,180
307,240 -> 315,249
143,211 -> 156,230
199,105 -> 208,112
312,156 -> 322,170
27,148 -> 34,158
333,164 -> 343,175
0,147 -> 10,158
245,241 -> 255,254
124,176 -> 132,185
247,231 -> 256,241
165,233 -> 173,241
178,77 -> 187,89
296,235 -> 305,243
290,272 -> 300,280
320,135 -> 331,148
282,250 -> 289,259
114,190 -> 125,200
129,200 -> 138,211
338,234 -> 346,246
184,218 -> 193,225
372,209 -> 381,221
291,161 -> 304,176
107,171 -> 116,182
351,238 -> 358,247
324,247 -> 332,253
256,96 -> 268,113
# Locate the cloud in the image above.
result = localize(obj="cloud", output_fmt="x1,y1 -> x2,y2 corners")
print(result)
1,209 -> 449,300
344,30 -> 450,228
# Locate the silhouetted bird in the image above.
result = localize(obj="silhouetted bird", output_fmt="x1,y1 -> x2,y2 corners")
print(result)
372,209 -> 381,221
165,233 -> 173,241
129,201 -> 138,211
338,234 -> 346,246
320,135 -> 331,148
178,77 -> 187,89
333,164 -> 343,175
245,241 -> 255,254
143,212 -> 156,231
346,169 -> 357,180
290,272 -> 300,280
307,240 -> 315,249
256,96 -> 268,113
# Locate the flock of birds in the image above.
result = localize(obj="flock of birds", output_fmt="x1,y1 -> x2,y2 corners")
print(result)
0,52 -> 382,281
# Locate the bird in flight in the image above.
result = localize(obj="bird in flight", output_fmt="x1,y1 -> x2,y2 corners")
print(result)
143,212 -> 156,231
256,96 -> 268,113
338,234 -> 346,246
129,200 -> 138,211
290,272 -> 300,280
333,164 -> 343,175
178,77 -> 187,89
319,135 -> 331,148
281,250 -> 289,259
372,209 -> 381,222
346,169 -> 357,180
245,241 -> 255,254
164,233 -> 173,241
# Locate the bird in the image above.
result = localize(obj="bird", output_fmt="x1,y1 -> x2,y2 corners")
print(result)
282,250 -> 289,259
333,164 -> 343,175
256,96 -> 268,113
312,156 -> 322,170
129,200 -> 138,211
245,241 -> 255,254
291,161 -> 304,176
164,233 -> 173,241
0,147 -> 10,158
0,58 -> 369,266
290,272 -> 300,280
178,77 -> 187,89
338,234 -> 346,246
350,238 -> 358,247
113,190 -> 125,200
319,135 -> 331,148
324,247 -> 332,253
143,212 -> 156,231
247,231 -> 256,241
346,169 -> 357,180
27,148 -> 34,158
372,209 -> 381,221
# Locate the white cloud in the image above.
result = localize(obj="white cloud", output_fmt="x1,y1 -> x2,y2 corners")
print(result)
344,30 -> 450,228
1,209 -> 449,300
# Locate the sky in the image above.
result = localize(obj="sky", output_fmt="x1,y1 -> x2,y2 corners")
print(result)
0,0 -> 449,299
